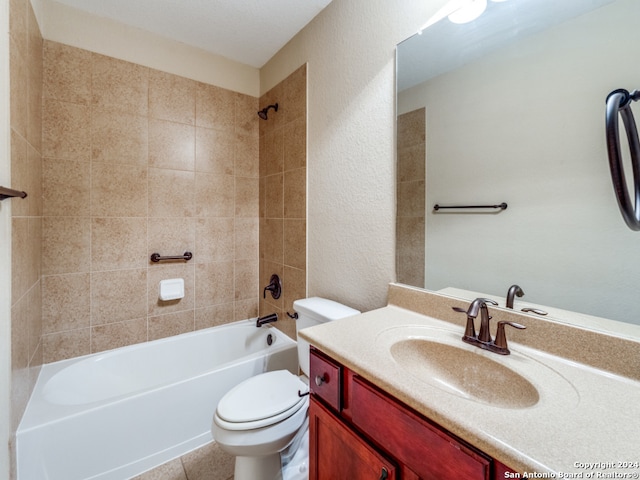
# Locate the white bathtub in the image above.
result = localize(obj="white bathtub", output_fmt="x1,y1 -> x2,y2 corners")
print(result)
17,320 -> 298,480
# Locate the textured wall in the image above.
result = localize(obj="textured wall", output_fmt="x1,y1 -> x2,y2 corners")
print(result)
40,41 -> 260,363
396,108 -> 425,288
258,65 -> 307,340
30,0 -> 259,97
9,0 -> 44,476
260,0 -> 447,312
28,0 -> 451,317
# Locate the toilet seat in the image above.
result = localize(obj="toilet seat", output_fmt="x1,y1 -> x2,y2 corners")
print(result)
215,370 -> 309,431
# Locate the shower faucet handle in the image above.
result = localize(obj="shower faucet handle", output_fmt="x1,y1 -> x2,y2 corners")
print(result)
263,274 -> 282,299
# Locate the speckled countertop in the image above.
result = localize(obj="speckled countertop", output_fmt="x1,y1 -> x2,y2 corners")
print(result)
298,284 -> 640,476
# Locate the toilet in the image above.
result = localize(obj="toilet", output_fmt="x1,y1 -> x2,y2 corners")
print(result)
212,297 -> 360,480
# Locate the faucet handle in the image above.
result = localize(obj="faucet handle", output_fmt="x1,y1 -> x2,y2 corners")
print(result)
521,307 -> 548,316
263,274 -> 282,299
493,321 -> 526,354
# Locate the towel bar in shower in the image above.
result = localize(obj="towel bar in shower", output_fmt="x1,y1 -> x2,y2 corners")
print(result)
433,203 -> 507,211
0,185 -> 28,201
605,88 -> 640,230
150,252 -> 193,263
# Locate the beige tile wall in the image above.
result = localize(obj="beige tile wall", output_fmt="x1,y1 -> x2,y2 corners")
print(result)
259,65 -> 307,339
9,0 -> 43,455
40,41 -> 261,363
396,108 -> 425,287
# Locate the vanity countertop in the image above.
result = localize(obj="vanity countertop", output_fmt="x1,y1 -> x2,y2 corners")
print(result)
299,302 -> 640,476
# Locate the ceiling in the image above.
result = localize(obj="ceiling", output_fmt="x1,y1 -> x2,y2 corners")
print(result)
397,0 -> 615,92
50,0 -> 333,68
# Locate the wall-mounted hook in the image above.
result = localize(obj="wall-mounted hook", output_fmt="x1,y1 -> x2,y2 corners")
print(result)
263,274 -> 282,299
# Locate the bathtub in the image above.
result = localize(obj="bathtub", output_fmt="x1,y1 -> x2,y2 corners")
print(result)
17,320 -> 298,480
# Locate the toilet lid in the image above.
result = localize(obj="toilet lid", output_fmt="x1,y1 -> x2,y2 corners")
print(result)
216,370 -> 308,424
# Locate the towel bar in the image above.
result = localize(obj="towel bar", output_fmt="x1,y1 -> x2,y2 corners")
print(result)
433,203 -> 507,211
0,186 -> 28,201
150,252 -> 193,263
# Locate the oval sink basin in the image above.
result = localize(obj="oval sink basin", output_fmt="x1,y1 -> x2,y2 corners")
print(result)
390,339 -> 540,409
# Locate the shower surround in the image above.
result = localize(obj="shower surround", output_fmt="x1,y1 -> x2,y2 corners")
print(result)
39,40 -> 261,363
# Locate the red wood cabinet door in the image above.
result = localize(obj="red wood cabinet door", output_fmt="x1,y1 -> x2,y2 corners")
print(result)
309,397 -> 396,480
350,375 -> 491,480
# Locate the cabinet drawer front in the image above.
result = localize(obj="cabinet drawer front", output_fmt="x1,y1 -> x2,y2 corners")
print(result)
310,349 -> 342,411
351,376 -> 490,480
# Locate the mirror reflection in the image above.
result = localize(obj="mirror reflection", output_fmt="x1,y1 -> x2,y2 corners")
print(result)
396,0 -> 640,329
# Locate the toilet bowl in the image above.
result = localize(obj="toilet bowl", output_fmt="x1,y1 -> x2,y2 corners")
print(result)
211,297 -> 360,480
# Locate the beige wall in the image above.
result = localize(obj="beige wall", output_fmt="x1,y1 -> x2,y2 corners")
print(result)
6,27 -> 308,480
31,0 -> 260,97
39,41 -> 260,363
9,0 -> 43,478
260,0 -> 447,312
11,0 -> 452,361
396,108 -> 425,288
2,0 -> 13,476
258,65 -> 307,339
2,0 -> 448,475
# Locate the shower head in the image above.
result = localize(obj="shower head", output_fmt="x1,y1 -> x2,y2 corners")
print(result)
258,103 -> 278,120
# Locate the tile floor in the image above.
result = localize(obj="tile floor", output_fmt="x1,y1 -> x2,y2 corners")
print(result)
132,441 -> 234,480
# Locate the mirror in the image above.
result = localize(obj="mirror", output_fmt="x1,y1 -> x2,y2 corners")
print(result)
396,0 -> 640,332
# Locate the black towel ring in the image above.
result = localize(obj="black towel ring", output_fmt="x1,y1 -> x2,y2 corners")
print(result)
605,88 -> 640,230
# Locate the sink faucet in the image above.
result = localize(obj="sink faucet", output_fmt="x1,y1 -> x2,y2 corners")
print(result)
506,284 -> 524,309
452,298 -> 497,345
452,298 -> 526,355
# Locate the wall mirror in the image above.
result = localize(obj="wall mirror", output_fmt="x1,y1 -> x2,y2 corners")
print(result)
396,0 -> 640,335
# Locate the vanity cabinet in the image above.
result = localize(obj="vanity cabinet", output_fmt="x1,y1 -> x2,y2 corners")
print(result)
309,348 -> 517,480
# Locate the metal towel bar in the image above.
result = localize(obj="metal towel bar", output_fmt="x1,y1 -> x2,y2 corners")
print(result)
150,252 -> 193,263
433,203 -> 507,211
0,186 -> 28,201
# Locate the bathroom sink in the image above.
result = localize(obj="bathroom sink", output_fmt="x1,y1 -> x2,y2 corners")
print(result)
374,324 -> 580,410
390,339 -> 540,409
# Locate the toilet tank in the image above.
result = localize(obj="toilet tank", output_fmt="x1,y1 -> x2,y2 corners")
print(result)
293,297 -> 360,377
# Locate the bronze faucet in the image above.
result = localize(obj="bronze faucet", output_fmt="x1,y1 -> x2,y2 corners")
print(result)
452,298 -> 526,355
506,284 -> 524,309
256,313 -> 278,327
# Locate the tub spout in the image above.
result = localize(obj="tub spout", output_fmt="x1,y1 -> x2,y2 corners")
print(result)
256,313 -> 278,327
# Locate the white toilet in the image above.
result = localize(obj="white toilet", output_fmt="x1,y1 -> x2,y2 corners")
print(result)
212,297 -> 360,480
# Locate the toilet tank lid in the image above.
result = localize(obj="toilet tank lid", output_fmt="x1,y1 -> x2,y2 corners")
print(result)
293,297 -> 360,321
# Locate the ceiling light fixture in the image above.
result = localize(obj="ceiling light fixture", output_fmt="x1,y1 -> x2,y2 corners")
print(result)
447,0 -> 488,24
419,0 -> 503,33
